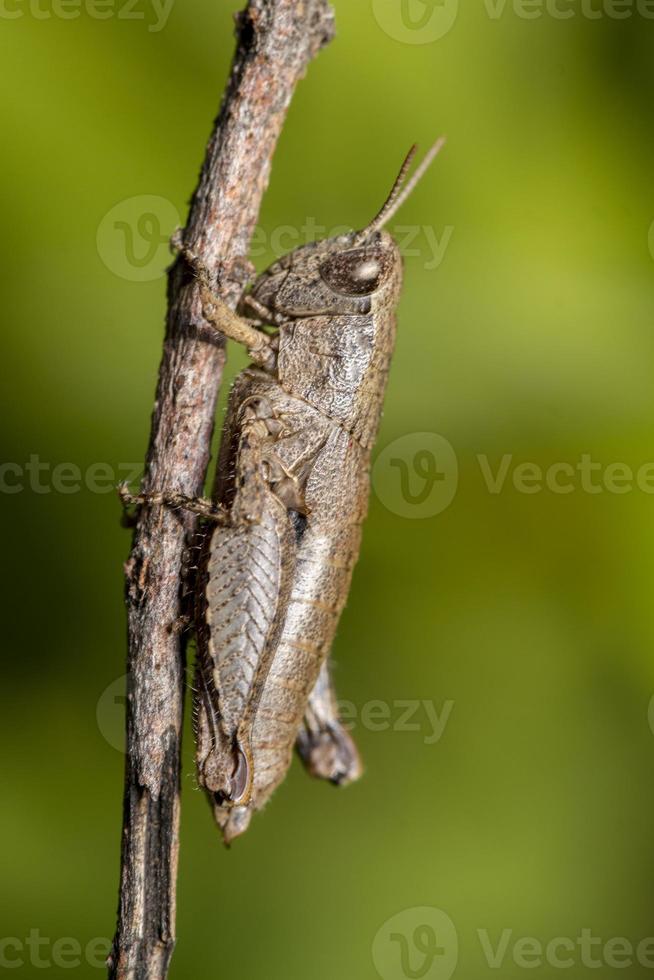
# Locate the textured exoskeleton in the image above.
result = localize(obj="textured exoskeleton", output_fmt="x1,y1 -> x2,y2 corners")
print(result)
191,142 -> 445,841
122,142 -> 444,842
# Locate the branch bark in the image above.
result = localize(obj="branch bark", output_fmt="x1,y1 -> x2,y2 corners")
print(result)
108,4 -> 334,977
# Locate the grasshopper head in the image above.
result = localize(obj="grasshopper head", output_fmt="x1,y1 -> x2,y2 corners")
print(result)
247,139 -> 445,321
247,228 -> 401,319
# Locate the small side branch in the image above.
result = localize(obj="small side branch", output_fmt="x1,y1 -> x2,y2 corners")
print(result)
108,4 -> 334,979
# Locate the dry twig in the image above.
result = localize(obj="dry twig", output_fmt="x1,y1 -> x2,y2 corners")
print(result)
108,4 -> 334,976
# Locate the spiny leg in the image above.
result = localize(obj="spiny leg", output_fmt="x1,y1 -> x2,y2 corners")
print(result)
297,660 -> 363,787
241,292 -> 284,327
200,284 -> 277,371
118,483 -> 228,523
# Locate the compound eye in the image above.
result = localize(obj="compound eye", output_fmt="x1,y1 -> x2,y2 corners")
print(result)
319,247 -> 391,296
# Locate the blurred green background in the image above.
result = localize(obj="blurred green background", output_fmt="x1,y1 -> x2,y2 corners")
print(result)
2,1 -> 654,977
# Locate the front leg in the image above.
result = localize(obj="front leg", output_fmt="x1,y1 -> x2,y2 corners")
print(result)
199,284 -> 277,372
174,240 -> 278,371
118,484 -> 228,523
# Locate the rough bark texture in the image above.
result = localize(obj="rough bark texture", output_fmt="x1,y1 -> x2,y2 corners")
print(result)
108,4 -> 335,978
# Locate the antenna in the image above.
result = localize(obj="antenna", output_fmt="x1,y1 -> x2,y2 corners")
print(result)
355,137 -> 446,244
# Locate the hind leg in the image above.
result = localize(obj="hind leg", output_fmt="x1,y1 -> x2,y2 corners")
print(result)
296,660 -> 363,787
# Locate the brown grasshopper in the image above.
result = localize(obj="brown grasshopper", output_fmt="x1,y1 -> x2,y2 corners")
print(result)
122,140 -> 445,842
